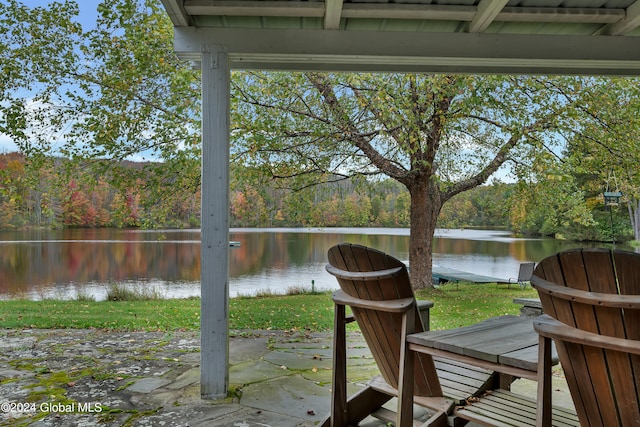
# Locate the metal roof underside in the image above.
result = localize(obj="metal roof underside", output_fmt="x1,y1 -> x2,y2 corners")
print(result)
160,0 -> 640,75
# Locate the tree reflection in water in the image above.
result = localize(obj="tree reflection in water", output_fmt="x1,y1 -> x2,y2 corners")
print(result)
0,227 -> 611,300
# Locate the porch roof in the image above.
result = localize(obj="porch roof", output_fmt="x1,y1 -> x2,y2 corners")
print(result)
160,0 -> 640,74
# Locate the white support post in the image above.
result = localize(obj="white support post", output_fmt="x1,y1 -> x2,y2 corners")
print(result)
200,45 -> 230,400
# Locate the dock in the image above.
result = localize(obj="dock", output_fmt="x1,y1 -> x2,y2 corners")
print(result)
432,266 -> 508,285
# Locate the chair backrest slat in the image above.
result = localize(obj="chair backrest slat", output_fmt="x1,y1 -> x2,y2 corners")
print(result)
533,249 -> 627,333
327,243 -> 441,397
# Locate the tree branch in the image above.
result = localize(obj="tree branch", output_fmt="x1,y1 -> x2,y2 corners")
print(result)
305,72 -> 410,182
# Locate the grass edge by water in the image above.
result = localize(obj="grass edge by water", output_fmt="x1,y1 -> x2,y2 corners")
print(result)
0,283 -> 538,333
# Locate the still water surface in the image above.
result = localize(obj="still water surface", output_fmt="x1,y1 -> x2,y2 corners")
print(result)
0,227 -> 621,300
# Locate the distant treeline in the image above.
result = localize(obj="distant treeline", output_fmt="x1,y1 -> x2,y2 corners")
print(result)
0,152 -> 200,230
231,174 -> 512,230
0,152 -> 510,231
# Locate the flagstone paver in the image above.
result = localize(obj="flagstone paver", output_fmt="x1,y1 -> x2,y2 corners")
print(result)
0,329 -> 379,426
0,327 -> 562,426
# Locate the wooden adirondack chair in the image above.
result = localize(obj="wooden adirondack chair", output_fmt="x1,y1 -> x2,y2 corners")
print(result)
320,243 -> 498,427
323,243 -> 580,427
531,248 -> 640,427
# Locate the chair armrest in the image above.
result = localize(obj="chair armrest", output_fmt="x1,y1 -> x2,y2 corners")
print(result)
332,289 -> 415,313
534,315 -> 640,355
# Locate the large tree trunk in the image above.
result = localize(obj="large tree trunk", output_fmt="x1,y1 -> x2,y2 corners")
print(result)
408,178 -> 442,290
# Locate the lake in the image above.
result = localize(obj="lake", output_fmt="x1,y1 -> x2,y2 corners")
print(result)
0,227 -> 620,300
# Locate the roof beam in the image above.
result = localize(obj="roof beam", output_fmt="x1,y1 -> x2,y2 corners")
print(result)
179,1 -> 626,25
497,7 -> 624,24
469,0 -> 508,32
341,4 -> 475,21
603,0 -> 640,35
185,1 -> 324,17
173,27 -> 640,75
324,0 -> 344,29
160,0 -> 191,26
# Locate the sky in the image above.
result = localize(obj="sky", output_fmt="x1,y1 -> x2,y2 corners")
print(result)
0,1 -> 98,154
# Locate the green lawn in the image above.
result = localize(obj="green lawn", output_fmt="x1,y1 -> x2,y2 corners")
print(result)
0,283 -> 538,332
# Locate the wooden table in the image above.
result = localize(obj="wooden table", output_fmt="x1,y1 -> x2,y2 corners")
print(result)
407,315 -> 558,383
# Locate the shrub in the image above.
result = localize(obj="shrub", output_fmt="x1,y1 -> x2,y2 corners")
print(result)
105,282 -> 162,301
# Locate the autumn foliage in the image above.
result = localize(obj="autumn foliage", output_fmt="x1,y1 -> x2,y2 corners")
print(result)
0,152 -> 516,231
0,153 -> 199,230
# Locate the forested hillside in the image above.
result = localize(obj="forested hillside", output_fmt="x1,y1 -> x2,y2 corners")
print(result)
0,151 -> 631,244
0,153 -> 199,229
1,152 -> 510,230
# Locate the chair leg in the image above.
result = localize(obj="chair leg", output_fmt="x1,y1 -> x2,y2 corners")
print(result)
327,303 -> 393,427
330,303 -> 348,426
397,307 -> 416,427
536,335 -> 552,427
